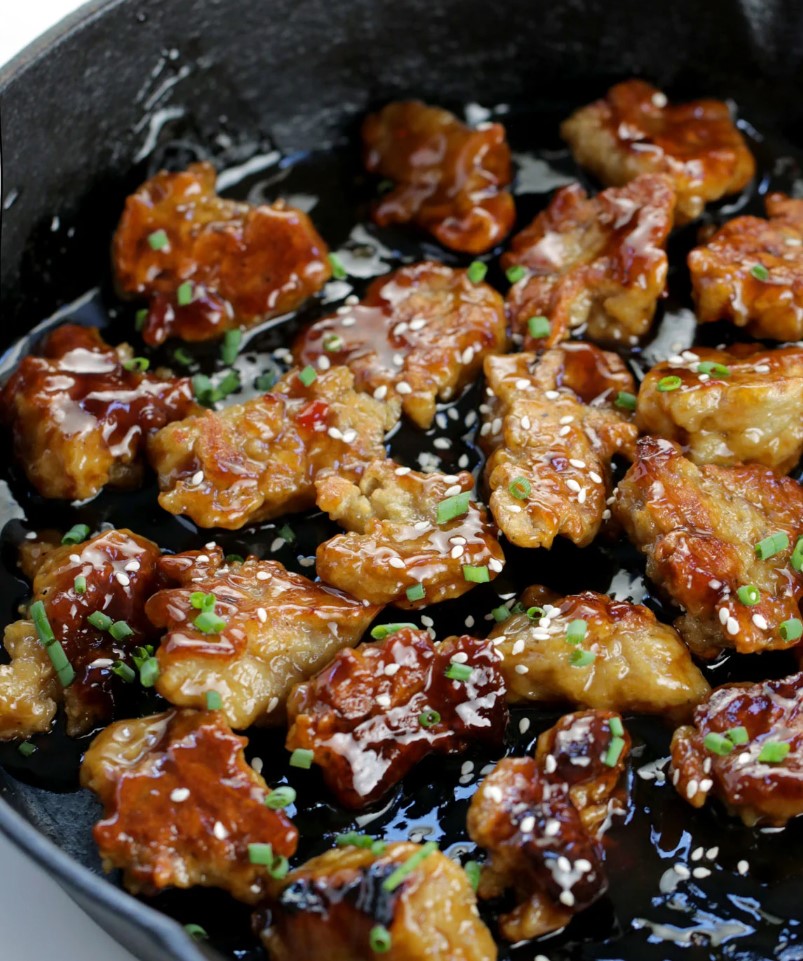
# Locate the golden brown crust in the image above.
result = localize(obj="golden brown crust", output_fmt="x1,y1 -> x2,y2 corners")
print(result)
561,79 -> 755,223
362,100 -> 515,254
503,175 -> 674,348
81,709 -> 297,902
112,162 -> 331,344
0,623 -> 59,740
294,262 -> 507,428
148,365 -> 399,529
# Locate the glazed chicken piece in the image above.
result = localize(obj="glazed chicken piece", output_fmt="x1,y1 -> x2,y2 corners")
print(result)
148,365 -> 398,529
286,628 -> 507,808
481,344 -> 637,549
613,436 -> 803,657
671,672 -> 803,827
294,262 -> 506,429
468,710 -> 629,941
0,324 -> 197,501
113,161 -> 331,344
636,343 -> 803,473
490,586 -> 709,720
503,175 -> 674,348
560,79 -> 755,223
315,460 -> 504,608
146,547 -> 380,729
259,841 -> 496,961
689,193 -> 803,341
81,709 -> 298,902
0,529 -> 163,738
362,100 -> 515,254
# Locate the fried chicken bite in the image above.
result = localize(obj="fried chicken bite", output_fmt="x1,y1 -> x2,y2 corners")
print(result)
468,710 -> 629,941
294,262 -> 506,429
146,547 -> 380,729
689,193 -> 803,341
613,436 -> 803,657
81,708 -> 297,902
503,176 -> 674,348
315,460 -> 504,608
286,628 -> 507,808
259,841 -> 496,961
671,672 -> 803,827
148,365 -> 399,529
362,100 -> 515,254
113,162 -> 331,345
480,344 -> 637,549
0,324 -> 197,501
490,587 -> 709,720
636,344 -> 803,472
560,79 -> 755,224
0,529 -> 163,738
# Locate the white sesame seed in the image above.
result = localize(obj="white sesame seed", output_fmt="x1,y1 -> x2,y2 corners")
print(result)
514,664 -> 529,674
693,867 -> 711,879
388,557 -> 405,569
589,471 -> 603,484
396,381 -> 412,395
170,788 -> 190,803
384,663 -> 400,676
559,890 -> 575,907
691,846 -> 704,861
270,538 -> 284,552
267,697 -> 279,713
115,571 -> 130,587
566,479 -> 582,493
699,778 -> 713,793
559,425 -> 572,436
317,354 -> 331,370
519,815 -> 536,833
257,607 -> 267,623
674,863 -> 691,879
519,718 -> 530,734
376,694 -> 391,708
327,426 -> 344,440
450,545 -> 465,559
256,571 -> 271,581
726,618 -> 740,635
124,560 -> 141,572
251,757 -> 264,774
545,819 -> 560,836
569,459 -> 586,469
686,779 -> 699,799
737,860 -> 749,875
396,466 -> 412,475
488,558 -> 503,572
545,390 -> 560,400
544,754 -> 557,774
706,847 -> 719,860
190,470 -> 204,486
433,438 -> 451,450
373,385 -> 388,400
520,415 -> 532,430
451,652 -> 469,664
752,614 -> 768,630
213,821 -> 229,840
718,607 -> 730,625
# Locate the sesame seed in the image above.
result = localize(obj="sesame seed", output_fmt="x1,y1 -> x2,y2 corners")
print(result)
752,614 -> 768,630
433,438 -> 451,450
385,663 -> 400,676
450,545 -> 465,559
124,560 -> 141,572
451,651 -> 469,664
674,863 -> 691,879
267,697 -> 279,713
544,754 -> 557,774
559,425 -> 572,436
559,890 -> 575,907
569,459 -> 586,468
718,607 -> 730,625
376,694 -> 391,708
691,846 -> 704,861
589,471 -> 603,484
213,821 -> 229,840
190,470 -> 204,486
737,860 -> 749,875
545,390 -> 560,400
519,718 -> 530,734
706,847 -> 719,859
488,558 -> 503,572
566,479 -> 582,493
396,381 -> 412,394
317,355 -> 331,370
520,415 -> 532,430
515,378 -> 531,389
726,618 -> 740,635
388,557 -> 405,569
693,867 -> 711,879
559,415 -> 574,425
170,788 -> 190,802
373,385 -> 388,400
327,426 -> 344,440
514,664 -> 529,674
257,608 -> 267,623
545,819 -> 560,836
699,778 -> 713,793
115,571 -> 130,587
256,571 -> 271,581
686,779 -> 699,799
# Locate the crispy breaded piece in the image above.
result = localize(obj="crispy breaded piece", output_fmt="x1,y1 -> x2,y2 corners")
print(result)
671,672 -> 803,827
286,628 -> 507,808
259,841 -> 496,961
636,344 -> 803,472
481,345 -> 637,549
0,529 -> 163,738
362,100 -> 515,254
81,709 -> 297,902
113,161 -> 331,344
148,365 -> 399,529
0,324 -> 197,501
613,436 -> 803,657
560,79 -> 755,223
490,586 -> 709,720
468,710 -> 629,941
503,176 -> 674,348
315,460 -> 504,607
146,548 -> 380,729
689,193 -> 803,341
294,262 -> 507,429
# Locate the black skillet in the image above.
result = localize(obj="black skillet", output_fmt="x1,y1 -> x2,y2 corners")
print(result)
2,1 -> 803,959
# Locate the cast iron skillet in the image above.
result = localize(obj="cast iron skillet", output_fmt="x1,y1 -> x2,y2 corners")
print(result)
3,2 -> 803,960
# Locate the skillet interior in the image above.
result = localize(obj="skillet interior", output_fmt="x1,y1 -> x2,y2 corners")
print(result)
2,2 -> 803,960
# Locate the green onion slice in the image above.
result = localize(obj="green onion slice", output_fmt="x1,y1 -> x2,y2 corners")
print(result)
704,732 -> 735,756
406,583 -> 426,602
289,748 -> 314,769
328,253 -> 347,280
176,281 -> 194,306
780,617 -> 803,641
265,786 -> 297,810
508,476 -> 531,500
184,924 -> 208,941
505,265 -> 527,284
737,584 -> 760,606
74,575 -> 87,594
603,735 -> 625,767
369,925 -> 392,954
193,610 -> 227,634
87,610 -> 113,631
123,357 -> 150,372
147,229 -> 168,250
445,662 -> 473,682
725,726 -> 749,745
462,565 -> 489,583
370,623 -> 417,640
758,740 -> 790,764
466,261 -> 487,284
657,375 -> 682,392
527,315 -> 550,339
615,391 -> 637,411
62,524 -> 90,545
205,690 -> 222,711
750,263 -> 769,281
569,648 -> 595,668
298,365 -> 318,387
419,709 -> 442,728
565,619 -> 588,645
609,716 -> 624,737
697,361 -> 731,377
221,329 -> 242,366
382,841 -> 438,892
110,620 -> 134,641
436,491 -> 471,525
464,860 -> 481,891
755,532 -> 789,560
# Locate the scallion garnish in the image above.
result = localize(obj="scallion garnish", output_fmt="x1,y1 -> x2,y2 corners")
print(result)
194,610 -> 227,634
566,619 -> 588,645
697,361 -> 730,377
615,391 -> 637,411
526,606 -> 544,620
176,281 -> 195,306
508,476 -> 531,500
112,661 -> 136,683
505,265 -> 527,284
370,623 -> 417,640
725,726 -> 749,745
382,842 -> 438,892
255,371 -> 278,391
609,716 -> 624,737
190,591 -> 217,611
603,735 -> 625,767
87,610 -> 113,631
268,855 -> 290,880
147,229 -> 168,251
491,605 -> 510,623
298,365 -> 318,387
18,742 -> 37,757
737,584 -> 760,606
216,369 -> 240,398
755,532 -> 789,560
265,786 -> 296,810
467,261 -> 487,284
780,617 -> 803,641
322,332 -> 344,352
221,329 -> 242,366
278,524 -> 295,543
74,575 -> 87,594
419,709 -> 441,728
123,357 -> 150,372
657,375 -> 682,392
464,860 -> 481,892
527,315 -> 550,339
248,843 -> 275,866
109,620 -> 134,641
289,748 -> 314,769
205,690 -> 222,711
790,536 -> 803,572
135,308 -> 148,331
328,253 -> 347,280
462,565 -> 489,583
184,925 -> 208,941
445,662 -> 473,682
758,740 -> 790,764
406,583 -> 426,602
335,832 -> 385,852
139,657 -> 160,688
369,925 -> 392,954
62,524 -> 90,545
173,347 -> 193,367
30,601 -> 55,645
436,491 -> 471,525
569,648 -> 595,668
750,263 -> 769,281
703,732 -> 735,756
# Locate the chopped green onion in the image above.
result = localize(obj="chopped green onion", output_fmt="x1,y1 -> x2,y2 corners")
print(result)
755,532 -> 789,560
139,657 -> 160,688
491,605 -> 510,623
370,623 -> 417,640
569,648 -> 595,668
436,491 -> 471,525
194,610 -> 227,634
508,476 -> 531,500
176,281 -> 195,306
790,537 -> 803,572
657,375 -> 682,392
112,661 -> 136,683
406,583 -> 426,602
462,565 -> 489,584
73,575 -> 87,594
221,329 -> 242,366
109,620 -> 134,641
526,606 -> 544,620
505,265 -> 527,284
419,709 -> 441,728
192,373 -> 216,406
289,748 -> 314,769
216,369 -> 240,398
566,619 -> 588,645
322,332 -> 344,352
697,361 -> 731,377
467,261 -> 487,284
758,740 -> 790,764
603,736 -> 625,767
123,357 -> 150,372
248,843 -> 275,866
255,371 -> 278,391
30,601 -> 55,646
131,645 -> 154,669
147,229 -> 168,251
464,860 -> 481,892
445,662 -> 473,682
298,365 -> 317,387
190,591 -> 217,611
278,524 -> 296,544
135,308 -> 148,331
328,253 -> 347,279
615,391 -> 637,411
184,924 -> 208,941
725,726 -> 749,745
527,315 -> 550,339
173,347 -> 193,367
205,690 -> 222,710
265,786 -> 297,810
382,841 -> 438,892
780,617 -> 803,641
335,832 -> 384,851
44,638 -> 75,687
62,524 -> 90,545
704,732 -> 735,755
225,553 -> 244,564
18,742 -> 37,757
609,717 -> 624,738
737,584 -> 760,606
87,611 -> 113,631
750,263 -> 769,281
268,855 -> 290,880
369,925 -> 392,954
